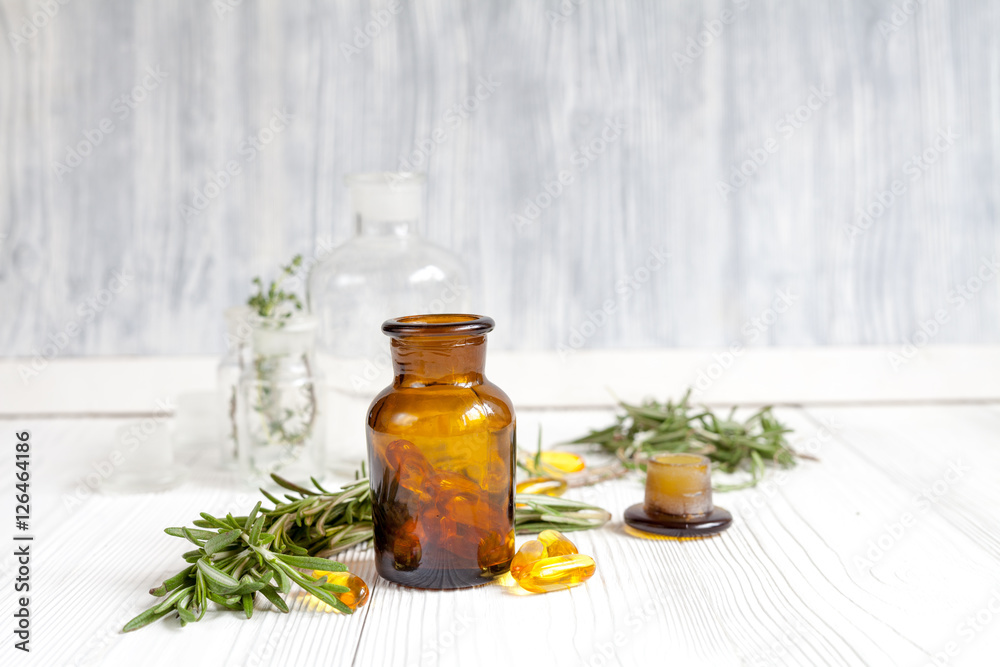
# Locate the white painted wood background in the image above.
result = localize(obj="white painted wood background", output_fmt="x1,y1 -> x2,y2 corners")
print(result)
0,0 -> 998,357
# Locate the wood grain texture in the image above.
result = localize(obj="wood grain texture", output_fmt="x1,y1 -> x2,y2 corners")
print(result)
0,0 -> 998,356
4,404 -> 1000,666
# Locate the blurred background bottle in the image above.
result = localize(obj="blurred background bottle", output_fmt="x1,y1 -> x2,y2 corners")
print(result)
308,172 -> 470,474
217,305 -> 252,468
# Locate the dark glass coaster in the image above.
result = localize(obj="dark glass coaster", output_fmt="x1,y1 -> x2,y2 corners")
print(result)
623,503 -> 732,539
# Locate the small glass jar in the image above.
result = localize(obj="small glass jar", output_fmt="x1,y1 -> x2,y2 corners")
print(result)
237,314 -> 325,478
367,314 -> 515,589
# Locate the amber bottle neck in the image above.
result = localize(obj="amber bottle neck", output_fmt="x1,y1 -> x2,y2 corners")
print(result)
390,336 -> 487,387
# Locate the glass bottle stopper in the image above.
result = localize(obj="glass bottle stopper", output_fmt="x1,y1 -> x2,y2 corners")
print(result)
623,453 -> 732,539
347,172 -> 424,226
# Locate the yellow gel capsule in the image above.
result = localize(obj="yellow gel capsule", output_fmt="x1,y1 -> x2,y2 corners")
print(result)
509,540 -> 547,581
515,477 -> 568,497
516,554 -> 596,594
312,571 -> 370,611
537,451 -> 585,475
537,529 -> 578,557
623,525 -> 706,541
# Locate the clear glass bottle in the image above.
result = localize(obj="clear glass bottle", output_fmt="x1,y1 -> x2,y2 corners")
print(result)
308,172 -> 470,471
218,305 -> 252,467
367,314 -> 515,589
237,314 -> 325,479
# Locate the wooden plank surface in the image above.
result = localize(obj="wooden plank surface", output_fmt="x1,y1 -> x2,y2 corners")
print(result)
1,0 -> 998,357
2,403 -> 998,666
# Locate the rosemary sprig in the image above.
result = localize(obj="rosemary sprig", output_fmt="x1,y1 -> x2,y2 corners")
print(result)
125,467 -> 610,632
123,500 -> 353,632
514,494 -> 612,533
569,389 -> 805,491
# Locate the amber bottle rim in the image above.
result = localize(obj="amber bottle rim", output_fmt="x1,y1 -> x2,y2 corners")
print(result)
381,314 -> 495,339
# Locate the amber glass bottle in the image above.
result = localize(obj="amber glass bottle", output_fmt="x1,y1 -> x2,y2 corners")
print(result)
366,314 -> 516,589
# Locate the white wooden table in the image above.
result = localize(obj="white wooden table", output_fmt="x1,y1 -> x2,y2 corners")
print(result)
2,348 -> 999,667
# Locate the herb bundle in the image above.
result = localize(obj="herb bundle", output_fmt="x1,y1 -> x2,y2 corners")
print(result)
122,501 -> 355,632
124,470 -> 610,632
569,390 -> 804,491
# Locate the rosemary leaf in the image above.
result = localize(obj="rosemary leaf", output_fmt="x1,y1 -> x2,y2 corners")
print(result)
204,529 -> 242,556
277,555 -> 348,571
259,585 -> 290,613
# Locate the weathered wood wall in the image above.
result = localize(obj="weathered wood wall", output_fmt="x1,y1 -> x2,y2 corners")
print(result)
1,0 -> 997,356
